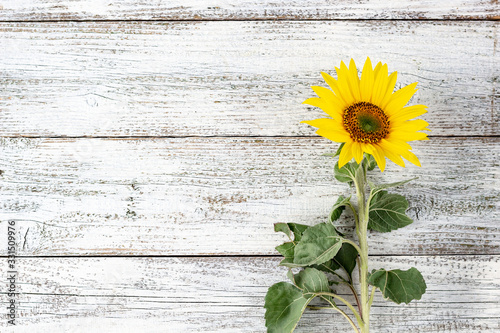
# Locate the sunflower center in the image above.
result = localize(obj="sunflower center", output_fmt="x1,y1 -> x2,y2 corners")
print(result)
343,102 -> 390,144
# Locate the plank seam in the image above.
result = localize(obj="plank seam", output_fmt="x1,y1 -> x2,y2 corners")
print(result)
0,18 -> 498,23
1,135 -> 499,139
1,254 -> 498,259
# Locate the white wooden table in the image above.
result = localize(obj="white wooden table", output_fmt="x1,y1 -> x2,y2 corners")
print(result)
0,1 -> 499,332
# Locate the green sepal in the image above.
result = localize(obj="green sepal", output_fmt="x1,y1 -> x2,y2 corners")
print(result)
293,223 -> 344,266
329,195 -> 351,223
368,268 -> 427,304
264,282 -> 314,333
367,190 -> 413,232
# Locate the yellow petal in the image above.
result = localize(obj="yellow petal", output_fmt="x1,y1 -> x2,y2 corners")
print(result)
301,118 -> 344,132
360,57 -> 374,101
335,61 -> 356,106
389,104 -> 428,122
379,140 -> 406,167
383,82 -> 418,116
360,142 -> 375,155
302,97 -> 341,119
316,128 -> 351,142
310,86 -> 344,118
321,72 -> 350,107
352,142 -> 363,164
385,138 -> 413,151
379,71 -> 398,107
389,130 -> 429,141
391,119 -> 430,132
371,145 -> 386,172
400,150 -> 421,167
338,140 -> 354,168
371,63 -> 388,106
347,59 -> 361,102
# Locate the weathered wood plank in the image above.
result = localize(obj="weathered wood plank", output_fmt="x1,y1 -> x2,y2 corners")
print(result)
0,137 -> 498,256
0,256 -> 498,331
0,0 -> 498,21
0,21 -> 498,137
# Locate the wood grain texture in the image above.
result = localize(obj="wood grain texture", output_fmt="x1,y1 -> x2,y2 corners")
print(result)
0,21 -> 498,137
1,137 -> 498,256
0,256 -> 498,332
0,0 -> 498,21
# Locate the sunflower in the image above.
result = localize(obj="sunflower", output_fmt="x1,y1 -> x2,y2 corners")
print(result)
302,57 -> 429,172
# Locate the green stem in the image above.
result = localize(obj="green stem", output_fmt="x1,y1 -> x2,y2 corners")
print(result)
322,297 -> 360,333
346,202 -> 359,230
307,305 -> 334,310
354,160 -> 370,333
368,286 -> 377,307
312,292 -> 363,326
333,307 -> 360,333
342,239 -> 363,257
344,282 -> 362,319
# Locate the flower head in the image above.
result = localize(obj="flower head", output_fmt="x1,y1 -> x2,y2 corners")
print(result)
302,58 -> 429,172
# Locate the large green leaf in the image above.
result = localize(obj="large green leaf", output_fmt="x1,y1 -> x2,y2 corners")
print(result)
293,223 -> 344,266
368,268 -> 427,304
368,190 -> 413,232
264,282 -> 314,333
329,195 -> 351,223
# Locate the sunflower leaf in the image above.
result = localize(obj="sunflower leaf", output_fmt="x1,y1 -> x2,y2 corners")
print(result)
334,161 -> 360,183
279,257 -> 304,268
363,154 -> 377,171
293,268 -> 330,294
276,242 -> 305,268
312,241 -> 358,281
332,242 -> 358,278
264,282 -> 314,333
368,268 -> 427,304
334,143 -> 345,157
368,190 -> 413,232
275,223 -> 311,268
276,242 -> 295,258
369,177 -> 418,196
293,223 -> 344,266
312,259 -> 341,275
329,195 -> 351,223
274,223 -> 310,242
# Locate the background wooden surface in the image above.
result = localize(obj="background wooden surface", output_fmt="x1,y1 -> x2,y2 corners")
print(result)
0,1 -> 499,332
